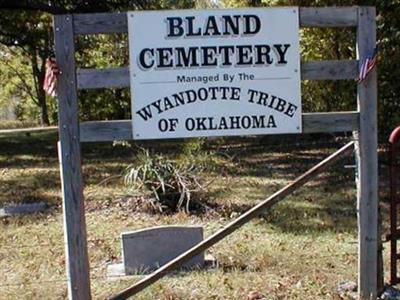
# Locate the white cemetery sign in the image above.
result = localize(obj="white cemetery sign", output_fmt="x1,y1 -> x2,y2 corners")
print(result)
128,8 -> 301,139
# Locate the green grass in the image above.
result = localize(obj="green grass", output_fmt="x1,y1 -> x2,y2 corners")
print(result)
0,133 -> 390,299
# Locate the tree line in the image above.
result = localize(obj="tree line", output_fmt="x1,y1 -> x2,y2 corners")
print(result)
0,0 -> 399,140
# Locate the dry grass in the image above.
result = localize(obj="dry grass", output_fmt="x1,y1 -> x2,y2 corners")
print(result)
0,120 -> 39,130
0,133 -> 391,299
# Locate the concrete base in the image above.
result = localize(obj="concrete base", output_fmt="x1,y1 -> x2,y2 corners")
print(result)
107,254 -> 216,280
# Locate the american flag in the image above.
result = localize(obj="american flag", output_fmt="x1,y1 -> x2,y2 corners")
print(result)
43,58 -> 59,97
358,47 -> 377,83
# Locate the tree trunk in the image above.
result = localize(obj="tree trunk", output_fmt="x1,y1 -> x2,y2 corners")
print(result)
31,49 -> 50,126
250,0 -> 262,6
37,84 -> 50,126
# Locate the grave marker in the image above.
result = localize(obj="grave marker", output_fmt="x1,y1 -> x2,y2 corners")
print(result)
121,225 -> 204,274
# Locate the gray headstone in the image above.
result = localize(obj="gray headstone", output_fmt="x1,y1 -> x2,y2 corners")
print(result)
121,225 -> 204,274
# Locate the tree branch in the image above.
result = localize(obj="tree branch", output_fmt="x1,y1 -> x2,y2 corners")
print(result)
0,0 -> 158,14
2,55 -> 39,105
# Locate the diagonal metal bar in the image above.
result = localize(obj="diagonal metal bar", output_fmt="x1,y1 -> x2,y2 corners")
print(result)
109,141 -> 355,300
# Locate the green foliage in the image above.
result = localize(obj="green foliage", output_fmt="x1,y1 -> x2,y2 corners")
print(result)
0,10 -> 55,125
223,0 -> 262,6
75,34 -> 130,120
2,0 -> 400,138
124,148 -> 207,213
0,1 -> 197,125
0,46 -> 57,124
300,27 -> 356,113
0,47 -> 32,118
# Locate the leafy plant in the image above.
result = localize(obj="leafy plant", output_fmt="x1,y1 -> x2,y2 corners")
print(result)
124,149 -> 207,213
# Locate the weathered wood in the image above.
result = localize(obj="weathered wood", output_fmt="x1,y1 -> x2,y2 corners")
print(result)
109,141 -> 355,299
80,120 -> 132,142
301,60 -> 358,80
76,60 -> 358,90
74,13 -> 127,35
303,112 -> 359,133
300,7 -> 358,27
79,112 -> 358,142
54,15 -> 91,300
72,8 -> 358,36
355,6 -> 378,300
77,67 -> 129,89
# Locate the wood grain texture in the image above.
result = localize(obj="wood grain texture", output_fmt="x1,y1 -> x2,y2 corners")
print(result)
77,67 -> 129,89
79,112 -> 358,143
301,60 -> 358,80
74,13 -> 127,34
108,142 -> 355,299
72,7 -> 358,35
54,15 -> 92,300
300,7 -> 358,27
80,120 -> 132,142
302,112 -> 358,133
76,60 -> 358,90
355,7 -> 379,300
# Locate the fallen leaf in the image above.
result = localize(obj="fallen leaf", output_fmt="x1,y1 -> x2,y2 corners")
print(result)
247,290 -> 264,300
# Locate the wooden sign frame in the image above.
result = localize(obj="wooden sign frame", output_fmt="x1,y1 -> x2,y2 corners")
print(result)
54,6 -> 378,300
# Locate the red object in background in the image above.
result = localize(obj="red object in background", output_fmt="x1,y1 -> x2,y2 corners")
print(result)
389,127 -> 400,145
388,126 -> 400,285
43,58 -> 59,97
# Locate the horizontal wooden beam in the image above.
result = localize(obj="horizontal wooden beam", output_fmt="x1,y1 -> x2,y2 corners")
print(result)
80,120 -> 131,142
79,112 -> 359,142
73,7 -> 358,35
301,60 -> 358,80
299,7 -> 358,27
76,60 -> 357,90
302,111 -> 359,133
74,13 -> 127,35
77,67 -> 129,89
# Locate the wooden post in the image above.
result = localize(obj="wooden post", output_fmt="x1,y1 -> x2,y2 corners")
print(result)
356,6 -> 379,300
54,15 -> 91,300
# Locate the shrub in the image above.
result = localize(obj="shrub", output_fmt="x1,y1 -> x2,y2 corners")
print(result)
124,149 -> 207,213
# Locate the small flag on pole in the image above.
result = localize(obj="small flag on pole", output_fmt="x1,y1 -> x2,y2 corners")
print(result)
358,46 -> 377,83
43,58 -> 59,97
